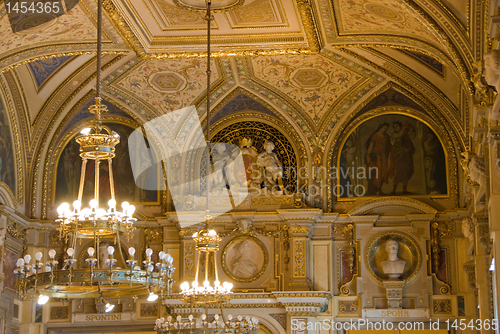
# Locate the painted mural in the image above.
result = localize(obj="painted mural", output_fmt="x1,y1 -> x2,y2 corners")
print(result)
55,122 -> 159,206
338,113 -> 447,198
0,97 -> 15,192
28,56 -> 73,88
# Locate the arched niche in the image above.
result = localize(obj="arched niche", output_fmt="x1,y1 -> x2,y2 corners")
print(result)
181,113 -> 306,197
329,107 -> 457,207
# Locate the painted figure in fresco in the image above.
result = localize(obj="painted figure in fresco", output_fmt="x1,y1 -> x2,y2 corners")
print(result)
256,140 -> 284,193
388,121 -> 415,195
341,136 -> 357,191
381,239 -> 407,279
365,123 -> 391,195
423,132 -> 439,192
229,240 -> 258,279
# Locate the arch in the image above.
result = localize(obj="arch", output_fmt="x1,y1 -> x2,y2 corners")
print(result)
348,197 -> 438,216
328,105 -> 459,210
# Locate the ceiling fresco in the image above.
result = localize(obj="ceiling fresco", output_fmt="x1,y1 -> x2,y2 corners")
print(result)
248,54 -> 366,123
110,58 -> 223,115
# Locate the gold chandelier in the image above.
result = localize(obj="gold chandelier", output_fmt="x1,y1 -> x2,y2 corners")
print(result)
14,0 -> 175,306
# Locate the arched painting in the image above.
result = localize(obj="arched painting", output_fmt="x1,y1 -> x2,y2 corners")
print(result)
0,97 -> 15,192
55,122 -> 159,206
337,113 -> 447,198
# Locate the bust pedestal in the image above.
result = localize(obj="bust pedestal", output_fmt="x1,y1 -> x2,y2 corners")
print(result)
383,280 -> 406,309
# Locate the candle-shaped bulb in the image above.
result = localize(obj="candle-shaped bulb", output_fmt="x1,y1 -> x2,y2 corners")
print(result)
87,247 -> 95,257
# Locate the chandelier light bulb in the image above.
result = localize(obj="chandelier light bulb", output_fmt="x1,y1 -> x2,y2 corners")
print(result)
188,314 -> 193,321
48,249 -> 57,260
107,246 -> 115,255
38,294 -> 49,305
87,247 -> 95,257
24,254 -> 31,264
208,229 -> 217,236
122,201 -> 130,211
214,314 -> 219,321
127,205 -> 136,216
147,292 -> 158,302
16,258 -> 24,267
108,198 -> 116,209
165,254 -> 174,264
44,265 -> 51,272
227,315 -> 233,321
145,248 -> 153,257
128,247 -> 136,256
203,280 -> 210,288
192,280 -> 198,288
155,319 -> 161,325
73,200 -> 81,210
57,206 -> 64,216
214,280 -> 220,287
181,282 -> 189,291
80,128 -> 91,135
89,199 -> 98,209
48,249 -> 56,259
67,248 -> 75,257
35,252 -> 43,261
158,251 -> 165,260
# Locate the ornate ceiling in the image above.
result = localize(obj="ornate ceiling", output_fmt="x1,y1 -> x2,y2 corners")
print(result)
0,0 -> 486,216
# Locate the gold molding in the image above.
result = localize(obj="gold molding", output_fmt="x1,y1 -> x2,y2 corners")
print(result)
0,77 -> 23,204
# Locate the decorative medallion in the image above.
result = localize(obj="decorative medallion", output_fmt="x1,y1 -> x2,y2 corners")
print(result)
363,3 -> 406,22
14,14 -> 58,34
364,231 -> 421,282
148,71 -> 187,93
222,235 -> 268,282
290,68 -> 328,90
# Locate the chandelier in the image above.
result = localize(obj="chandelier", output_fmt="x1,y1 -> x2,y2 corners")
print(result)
155,1 -> 258,333
14,0 -> 175,306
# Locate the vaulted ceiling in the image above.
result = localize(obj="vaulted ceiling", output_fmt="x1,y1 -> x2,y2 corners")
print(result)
0,0 -> 486,216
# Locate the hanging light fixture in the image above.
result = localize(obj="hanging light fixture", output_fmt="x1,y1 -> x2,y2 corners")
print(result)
14,0 -> 175,303
155,1 -> 258,333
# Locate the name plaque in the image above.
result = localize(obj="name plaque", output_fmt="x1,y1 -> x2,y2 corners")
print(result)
74,313 -> 132,323
363,309 -> 427,318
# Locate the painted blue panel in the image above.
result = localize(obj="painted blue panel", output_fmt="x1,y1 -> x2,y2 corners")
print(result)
28,56 -> 73,87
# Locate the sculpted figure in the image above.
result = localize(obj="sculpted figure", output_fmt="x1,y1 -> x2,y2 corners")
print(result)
0,228 -> 5,248
256,141 -> 284,193
462,218 -> 475,260
380,239 -> 407,279
211,143 -> 232,192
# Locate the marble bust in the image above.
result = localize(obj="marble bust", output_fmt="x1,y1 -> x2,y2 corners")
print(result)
380,239 -> 407,280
